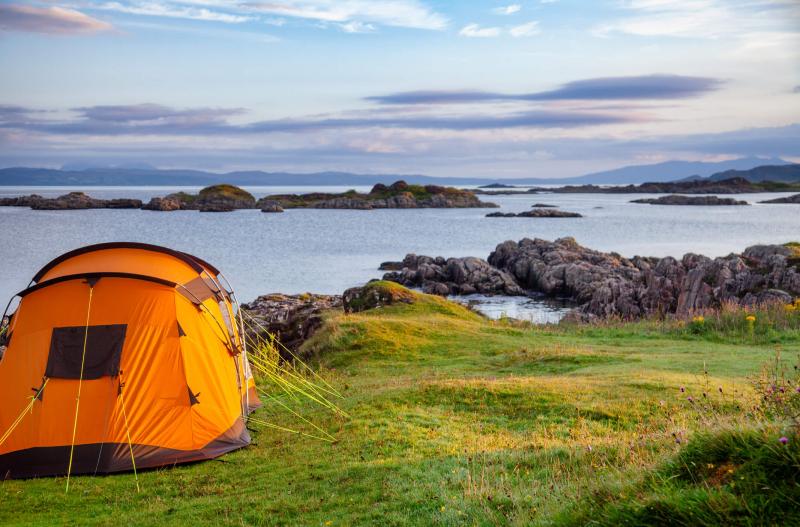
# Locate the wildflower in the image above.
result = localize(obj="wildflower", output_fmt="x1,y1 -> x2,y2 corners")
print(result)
692,315 -> 705,324
746,315 -> 756,322
687,396 -> 694,403
779,437 -> 789,445
785,304 -> 796,312
680,386 -> 685,393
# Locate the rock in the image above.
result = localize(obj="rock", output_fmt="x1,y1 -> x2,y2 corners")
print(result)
29,192 -> 141,210
143,197 -> 182,211
199,203 -> 235,212
0,195 -> 44,207
759,194 -> 800,204
630,195 -> 749,205
551,177 -> 764,195
260,201 -> 284,213
342,281 -> 416,313
378,261 -> 404,271
486,209 -> 582,218
382,254 -> 525,297
532,203 -> 558,208
241,293 -> 342,357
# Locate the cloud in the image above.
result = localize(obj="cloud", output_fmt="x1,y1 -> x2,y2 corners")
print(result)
244,0 -> 448,30
595,0 -> 800,40
0,102 -> 639,137
338,21 -> 376,33
509,21 -> 540,37
493,4 -> 521,15
73,103 -> 245,123
0,4 -> 113,35
97,2 -> 253,24
459,24 -> 501,37
367,74 -> 724,104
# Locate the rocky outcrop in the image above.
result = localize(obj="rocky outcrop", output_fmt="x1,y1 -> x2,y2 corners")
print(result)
532,203 -> 557,208
486,209 -> 582,218
631,195 -> 749,205
342,281 -> 417,313
241,293 -> 342,356
167,184 -> 257,212
382,254 -> 525,296
143,197 -> 182,211
2,192 -> 143,210
383,237 -> 800,319
759,194 -> 800,204
258,180 -> 498,210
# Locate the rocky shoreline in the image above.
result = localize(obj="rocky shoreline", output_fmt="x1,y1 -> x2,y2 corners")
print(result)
381,238 -> 800,320
0,180 -> 496,212
759,193 -> 800,204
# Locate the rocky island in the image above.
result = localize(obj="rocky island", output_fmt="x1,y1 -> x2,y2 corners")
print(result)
472,177 -> 800,195
257,180 -> 497,210
630,195 -> 749,205
486,209 -> 582,218
0,192 -> 141,210
0,180 -> 496,212
381,237 -> 800,320
759,193 -> 800,204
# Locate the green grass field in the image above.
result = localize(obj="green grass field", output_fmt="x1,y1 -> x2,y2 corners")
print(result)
2,284 -> 798,526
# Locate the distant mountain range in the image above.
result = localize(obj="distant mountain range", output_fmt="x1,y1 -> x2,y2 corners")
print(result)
0,157 -> 795,187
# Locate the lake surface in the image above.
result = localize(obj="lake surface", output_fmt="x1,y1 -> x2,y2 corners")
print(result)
2,185 -> 798,320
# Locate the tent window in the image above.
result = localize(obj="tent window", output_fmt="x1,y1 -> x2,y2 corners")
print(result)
45,324 -> 127,380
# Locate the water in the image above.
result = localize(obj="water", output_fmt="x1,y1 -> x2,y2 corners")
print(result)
1,185 -> 798,321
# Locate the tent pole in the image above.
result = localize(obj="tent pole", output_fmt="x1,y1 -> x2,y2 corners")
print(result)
66,285 -> 94,493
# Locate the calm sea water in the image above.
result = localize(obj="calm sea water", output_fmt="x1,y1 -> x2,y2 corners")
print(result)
2,185 -> 798,320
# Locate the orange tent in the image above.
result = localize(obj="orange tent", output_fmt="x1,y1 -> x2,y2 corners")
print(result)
0,242 -> 260,479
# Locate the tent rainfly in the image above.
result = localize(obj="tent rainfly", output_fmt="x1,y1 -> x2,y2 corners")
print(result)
0,242 -> 260,480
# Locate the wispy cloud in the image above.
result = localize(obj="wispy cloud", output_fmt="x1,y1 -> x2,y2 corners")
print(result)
0,4 -> 113,35
510,21 -> 539,37
0,102 -> 639,137
367,74 -> 724,104
244,0 -> 448,30
97,2 -> 253,24
459,23 -> 501,38
595,0 -> 800,39
493,4 -> 521,15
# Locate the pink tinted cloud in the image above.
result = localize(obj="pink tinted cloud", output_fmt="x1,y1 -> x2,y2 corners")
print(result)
0,4 -> 113,35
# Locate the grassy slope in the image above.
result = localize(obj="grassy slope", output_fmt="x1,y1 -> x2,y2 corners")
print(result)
1,285 -> 798,526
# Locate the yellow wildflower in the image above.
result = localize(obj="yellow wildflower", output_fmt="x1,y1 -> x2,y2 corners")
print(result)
785,304 -> 796,312
746,315 -> 756,322
692,315 -> 705,324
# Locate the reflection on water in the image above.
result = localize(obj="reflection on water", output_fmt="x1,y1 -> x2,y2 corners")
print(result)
450,294 -> 574,324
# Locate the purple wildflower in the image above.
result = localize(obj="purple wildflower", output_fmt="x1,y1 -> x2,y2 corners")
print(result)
680,386 -> 685,393
779,437 -> 789,445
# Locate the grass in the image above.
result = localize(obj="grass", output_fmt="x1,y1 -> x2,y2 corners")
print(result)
2,286 -> 799,526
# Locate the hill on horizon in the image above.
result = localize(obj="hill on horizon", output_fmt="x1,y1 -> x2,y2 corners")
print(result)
0,156 -> 792,187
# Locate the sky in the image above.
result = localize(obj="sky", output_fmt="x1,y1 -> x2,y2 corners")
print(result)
0,0 -> 799,178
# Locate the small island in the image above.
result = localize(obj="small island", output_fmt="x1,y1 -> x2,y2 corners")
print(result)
630,195 -> 749,206
255,181 -> 497,210
759,193 -> 800,204
486,209 -> 582,218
